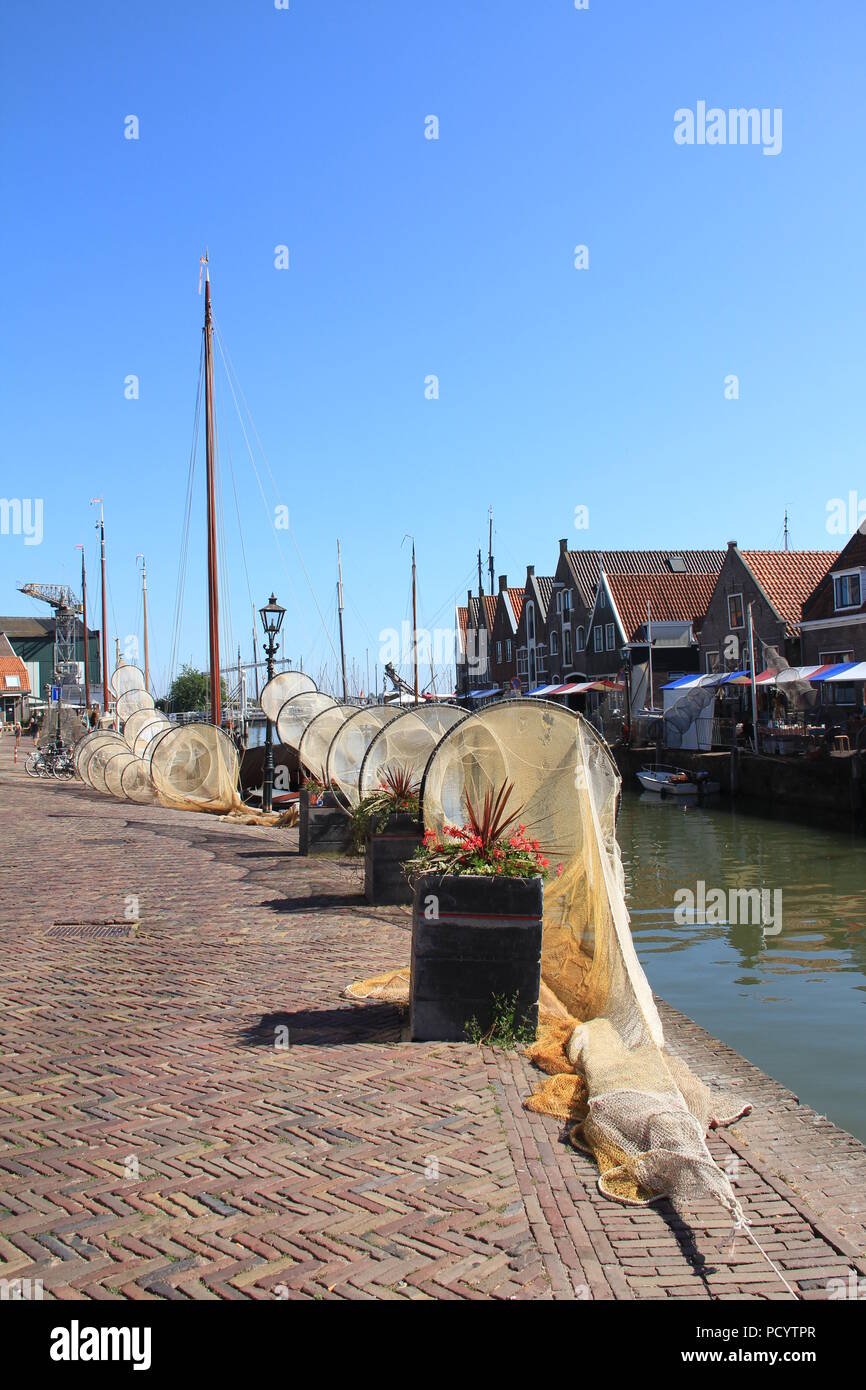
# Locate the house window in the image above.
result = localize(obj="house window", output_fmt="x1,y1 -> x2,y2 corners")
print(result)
605,623 -> 615,651
598,589 -> 605,610
575,625 -> 585,653
564,630 -> 572,666
834,572 -> 862,610
550,632 -> 559,657
496,640 -> 502,665
705,651 -> 718,674
506,639 -> 512,662
555,591 -> 562,613
537,645 -> 547,672
563,591 -> 571,614
517,648 -> 528,676
593,626 -> 603,652
529,651 -> 537,685
527,603 -> 535,641
727,593 -> 745,629
820,650 -> 855,706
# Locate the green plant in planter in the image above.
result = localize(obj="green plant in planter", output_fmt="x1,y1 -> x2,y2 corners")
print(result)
349,763 -> 420,852
405,781 -> 560,879
464,992 -> 536,1049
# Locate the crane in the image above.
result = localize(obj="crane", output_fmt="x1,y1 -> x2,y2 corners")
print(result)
17,582 -> 84,688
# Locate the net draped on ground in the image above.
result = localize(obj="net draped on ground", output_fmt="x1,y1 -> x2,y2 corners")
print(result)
74,662 -> 240,814
291,691 -> 751,1216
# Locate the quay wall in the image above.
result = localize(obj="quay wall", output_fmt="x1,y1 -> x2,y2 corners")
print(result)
614,745 -> 865,827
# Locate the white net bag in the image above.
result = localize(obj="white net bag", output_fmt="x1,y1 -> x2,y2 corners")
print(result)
260,670 -> 317,721
149,724 -> 240,814
358,703 -> 464,801
275,692 -> 338,752
297,704 -> 355,782
326,705 -> 402,809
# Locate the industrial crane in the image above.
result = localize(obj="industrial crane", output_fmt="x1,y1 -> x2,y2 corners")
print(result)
17,582 -> 83,688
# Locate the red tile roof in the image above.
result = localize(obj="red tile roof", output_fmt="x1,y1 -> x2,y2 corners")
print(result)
565,549 -> 724,609
0,655 -> 30,693
482,595 -> 497,630
801,532 -> 864,621
505,588 -> 524,626
740,550 -> 839,634
603,572 -> 718,641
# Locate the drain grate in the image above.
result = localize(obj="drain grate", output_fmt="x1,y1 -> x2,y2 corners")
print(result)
46,920 -> 139,940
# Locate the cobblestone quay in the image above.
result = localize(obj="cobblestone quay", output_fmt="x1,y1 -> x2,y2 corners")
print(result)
1,738 -> 865,1300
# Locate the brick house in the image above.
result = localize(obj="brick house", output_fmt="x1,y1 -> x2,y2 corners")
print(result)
548,540 -> 724,682
0,632 -> 32,724
698,541 -> 839,676
455,591 -> 497,697
488,577 -> 524,692
800,527 -> 866,667
515,567 -> 553,690
583,571 -> 719,708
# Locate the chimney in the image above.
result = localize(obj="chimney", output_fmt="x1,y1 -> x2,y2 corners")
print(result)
499,575 -> 508,592
727,539 -> 737,549
467,589 -> 473,614
559,537 -> 568,556
526,564 -> 535,579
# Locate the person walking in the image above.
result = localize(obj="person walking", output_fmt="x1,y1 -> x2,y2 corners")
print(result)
13,720 -> 21,764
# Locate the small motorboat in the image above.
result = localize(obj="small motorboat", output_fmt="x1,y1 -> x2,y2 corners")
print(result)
636,765 -> 720,798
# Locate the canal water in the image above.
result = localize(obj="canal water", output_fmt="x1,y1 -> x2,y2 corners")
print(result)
618,790 -> 866,1143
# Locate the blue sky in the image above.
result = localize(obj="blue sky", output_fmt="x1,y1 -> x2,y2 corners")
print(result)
2,1 -> 864,696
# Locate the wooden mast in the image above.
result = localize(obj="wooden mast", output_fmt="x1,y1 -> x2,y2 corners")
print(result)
412,539 -> 419,705
337,539 -> 348,702
203,265 -> 222,726
76,544 -> 91,710
94,498 -> 109,711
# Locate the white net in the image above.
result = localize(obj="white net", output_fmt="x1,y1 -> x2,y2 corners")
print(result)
297,704 -> 355,782
260,670 -> 317,721
326,705 -> 402,809
416,698 -> 745,1213
358,704 -> 464,800
116,688 -> 155,721
275,691 -> 339,752
149,724 -> 240,813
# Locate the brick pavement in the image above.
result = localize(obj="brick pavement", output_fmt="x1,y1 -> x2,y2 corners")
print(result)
1,737 -> 864,1300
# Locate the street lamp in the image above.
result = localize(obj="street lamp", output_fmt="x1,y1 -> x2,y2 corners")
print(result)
259,593 -> 285,813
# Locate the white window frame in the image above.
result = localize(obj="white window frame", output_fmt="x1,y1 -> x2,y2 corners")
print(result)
550,631 -> 559,657
833,570 -> 862,611
605,623 -> 615,651
704,650 -> 718,674
527,602 -> 535,641
505,639 -> 512,663
496,640 -> 502,665
575,625 -> 585,653
563,590 -> 571,614
593,625 -> 604,652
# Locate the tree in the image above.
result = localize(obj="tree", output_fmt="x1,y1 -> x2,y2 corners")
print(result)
164,664 -> 225,713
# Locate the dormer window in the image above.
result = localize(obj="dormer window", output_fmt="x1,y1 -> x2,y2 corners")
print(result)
834,570 -> 862,611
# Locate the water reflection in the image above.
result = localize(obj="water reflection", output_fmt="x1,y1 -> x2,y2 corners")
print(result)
618,790 -> 866,1140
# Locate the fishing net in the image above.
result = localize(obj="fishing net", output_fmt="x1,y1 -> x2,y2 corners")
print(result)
110,662 -> 146,699
103,749 -> 136,799
73,730 -> 100,775
260,670 -> 317,721
326,705 -> 402,809
297,704 -> 355,782
358,704 -> 463,800
76,731 -> 125,786
149,723 -> 240,814
83,735 -> 129,793
120,756 -> 158,804
349,698 -> 749,1214
121,708 -> 160,750
116,688 -> 155,721
134,716 -> 173,761
275,691 -> 339,752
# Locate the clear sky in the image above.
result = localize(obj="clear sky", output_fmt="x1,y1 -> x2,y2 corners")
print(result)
2,1 -> 864,697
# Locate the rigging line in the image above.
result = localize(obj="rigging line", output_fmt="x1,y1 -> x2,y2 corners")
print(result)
212,317 -> 341,665
211,324 -> 334,663
211,323 -> 311,643
212,365 -> 236,684
170,338 -> 204,686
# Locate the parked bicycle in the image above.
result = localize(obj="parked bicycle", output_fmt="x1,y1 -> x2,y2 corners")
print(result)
24,741 -> 75,779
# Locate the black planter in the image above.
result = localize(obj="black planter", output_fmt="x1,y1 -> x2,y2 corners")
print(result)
364,813 -> 423,906
298,788 -> 354,856
410,871 -> 543,1042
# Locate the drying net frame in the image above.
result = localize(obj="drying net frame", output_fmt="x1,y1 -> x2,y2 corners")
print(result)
297,704 -> 355,782
275,691 -> 339,752
325,705 -> 402,810
358,703 -> 464,801
260,670 -> 318,722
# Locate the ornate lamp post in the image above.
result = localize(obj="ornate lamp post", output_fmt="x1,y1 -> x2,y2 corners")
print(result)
259,593 -> 285,813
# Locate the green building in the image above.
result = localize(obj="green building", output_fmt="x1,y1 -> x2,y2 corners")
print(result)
0,615 -> 102,708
